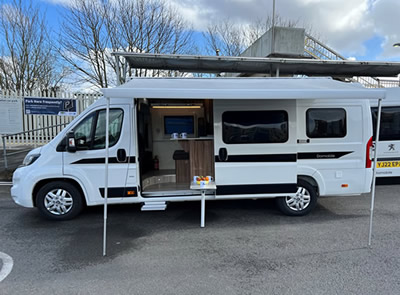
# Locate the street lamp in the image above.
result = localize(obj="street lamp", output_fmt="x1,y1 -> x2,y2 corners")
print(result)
393,43 -> 400,47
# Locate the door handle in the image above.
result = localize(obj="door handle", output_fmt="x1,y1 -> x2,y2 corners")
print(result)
117,149 -> 127,163
297,139 -> 310,144
218,148 -> 228,162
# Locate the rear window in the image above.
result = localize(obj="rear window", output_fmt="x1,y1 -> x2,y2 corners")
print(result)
222,111 -> 288,144
306,108 -> 346,138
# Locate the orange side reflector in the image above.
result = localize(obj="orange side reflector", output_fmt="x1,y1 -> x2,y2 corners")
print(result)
127,191 -> 135,195
341,184 -> 349,188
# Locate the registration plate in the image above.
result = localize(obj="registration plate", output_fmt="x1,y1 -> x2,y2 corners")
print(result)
377,161 -> 400,168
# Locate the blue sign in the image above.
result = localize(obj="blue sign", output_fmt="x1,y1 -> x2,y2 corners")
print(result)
24,97 -> 77,116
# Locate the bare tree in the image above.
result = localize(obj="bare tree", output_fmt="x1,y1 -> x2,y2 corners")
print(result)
60,0 -> 195,88
104,0 -> 194,79
203,14 -> 304,57
0,0 -> 63,93
204,19 -> 248,57
59,0 -> 110,88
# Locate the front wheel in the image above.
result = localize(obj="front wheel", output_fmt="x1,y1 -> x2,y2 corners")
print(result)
36,181 -> 84,220
276,180 -> 317,216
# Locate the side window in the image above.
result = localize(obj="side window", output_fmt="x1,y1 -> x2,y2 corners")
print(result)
93,109 -> 124,149
306,108 -> 346,138
74,112 -> 95,150
372,107 -> 400,141
222,111 -> 288,144
74,108 -> 124,150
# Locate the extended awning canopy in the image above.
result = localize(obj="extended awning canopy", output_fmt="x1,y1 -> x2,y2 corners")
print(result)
113,52 -> 400,77
102,77 -> 386,100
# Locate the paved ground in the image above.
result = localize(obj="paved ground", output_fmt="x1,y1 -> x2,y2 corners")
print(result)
1,184 -> 400,294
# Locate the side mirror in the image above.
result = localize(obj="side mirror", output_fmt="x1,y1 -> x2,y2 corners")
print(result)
66,131 -> 77,153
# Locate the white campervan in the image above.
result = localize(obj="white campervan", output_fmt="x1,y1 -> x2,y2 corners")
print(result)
370,87 -> 400,183
11,77 -> 384,220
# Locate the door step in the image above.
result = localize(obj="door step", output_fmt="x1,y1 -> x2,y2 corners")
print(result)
141,201 -> 167,211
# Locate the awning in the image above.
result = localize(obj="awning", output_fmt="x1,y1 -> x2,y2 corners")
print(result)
102,77 -> 386,100
113,52 -> 400,77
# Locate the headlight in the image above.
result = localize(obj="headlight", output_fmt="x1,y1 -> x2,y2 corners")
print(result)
22,153 -> 41,166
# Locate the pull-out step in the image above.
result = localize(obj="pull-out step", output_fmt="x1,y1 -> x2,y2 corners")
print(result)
141,201 -> 167,211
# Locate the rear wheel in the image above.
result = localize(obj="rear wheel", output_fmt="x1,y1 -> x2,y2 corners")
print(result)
36,181 -> 84,220
276,179 -> 317,216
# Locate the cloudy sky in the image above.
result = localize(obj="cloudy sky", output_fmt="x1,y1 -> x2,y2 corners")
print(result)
33,0 -> 400,61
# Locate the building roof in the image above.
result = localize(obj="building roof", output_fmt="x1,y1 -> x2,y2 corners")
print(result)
113,52 -> 400,77
102,77 -> 386,100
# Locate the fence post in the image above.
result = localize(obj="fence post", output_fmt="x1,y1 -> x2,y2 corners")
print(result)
2,136 -> 8,170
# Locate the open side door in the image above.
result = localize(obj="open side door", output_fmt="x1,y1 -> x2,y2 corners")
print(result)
213,99 -> 298,197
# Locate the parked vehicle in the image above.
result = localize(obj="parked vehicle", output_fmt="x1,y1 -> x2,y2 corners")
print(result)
370,87 -> 400,182
11,77 -> 384,220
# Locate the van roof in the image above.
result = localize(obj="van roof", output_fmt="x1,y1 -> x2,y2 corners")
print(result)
102,77 -> 385,100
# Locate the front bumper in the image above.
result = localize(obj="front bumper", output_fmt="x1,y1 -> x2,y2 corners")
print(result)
11,167 -> 34,208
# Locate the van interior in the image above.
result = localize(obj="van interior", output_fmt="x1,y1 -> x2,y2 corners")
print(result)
137,99 -> 214,196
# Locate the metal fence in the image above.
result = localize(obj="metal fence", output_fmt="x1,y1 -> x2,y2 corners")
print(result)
304,34 -> 400,89
0,90 -> 101,146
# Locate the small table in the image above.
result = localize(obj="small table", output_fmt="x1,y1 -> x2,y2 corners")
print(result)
190,181 -> 216,228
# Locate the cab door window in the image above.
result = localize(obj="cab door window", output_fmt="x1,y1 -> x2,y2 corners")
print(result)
74,112 -> 95,150
93,109 -> 124,149
74,109 -> 124,150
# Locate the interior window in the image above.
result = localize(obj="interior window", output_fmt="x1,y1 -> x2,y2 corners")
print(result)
306,108 -> 346,138
222,111 -> 288,144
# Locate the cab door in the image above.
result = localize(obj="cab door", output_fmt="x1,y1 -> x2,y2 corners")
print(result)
63,104 -> 135,204
213,99 -> 297,197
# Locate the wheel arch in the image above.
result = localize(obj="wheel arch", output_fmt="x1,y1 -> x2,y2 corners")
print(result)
298,175 -> 319,196
297,165 -> 326,196
32,178 -> 87,207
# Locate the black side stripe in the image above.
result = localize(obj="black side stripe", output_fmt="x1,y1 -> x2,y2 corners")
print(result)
71,156 -> 136,164
99,187 -> 138,198
215,154 -> 297,163
214,152 -> 354,162
377,157 -> 400,161
298,151 -> 353,160
216,183 -> 297,195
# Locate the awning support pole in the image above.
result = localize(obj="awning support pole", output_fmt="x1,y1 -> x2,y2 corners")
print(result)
115,56 -> 121,86
103,97 -> 110,256
369,98 -> 382,246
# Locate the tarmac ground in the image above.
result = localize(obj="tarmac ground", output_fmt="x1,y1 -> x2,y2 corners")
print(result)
1,184 -> 400,294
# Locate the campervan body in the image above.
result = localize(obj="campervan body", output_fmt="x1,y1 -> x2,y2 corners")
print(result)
370,87 -> 400,181
11,77 -> 385,220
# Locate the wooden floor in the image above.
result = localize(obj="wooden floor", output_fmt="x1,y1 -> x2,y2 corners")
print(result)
144,182 -> 191,192
141,181 -> 200,197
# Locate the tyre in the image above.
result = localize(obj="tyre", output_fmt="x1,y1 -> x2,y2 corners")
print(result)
36,181 -> 84,220
276,179 -> 317,216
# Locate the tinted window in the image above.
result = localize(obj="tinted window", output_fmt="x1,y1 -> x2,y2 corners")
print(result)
74,109 -> 123,150
306,108 -> 346,138
222,111 -> 288,144
372,107 -> 400,141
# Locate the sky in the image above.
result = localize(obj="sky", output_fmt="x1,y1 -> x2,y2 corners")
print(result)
37,0 -> 400,62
